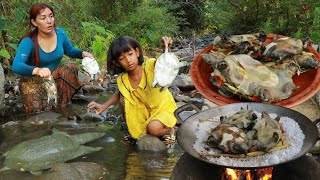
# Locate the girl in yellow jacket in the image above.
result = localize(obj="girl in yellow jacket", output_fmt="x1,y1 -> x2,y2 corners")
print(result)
88,36 -> 177,145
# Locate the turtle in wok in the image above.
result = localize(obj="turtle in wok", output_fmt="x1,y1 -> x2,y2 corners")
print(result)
0,129 -> 105,175
206,110 -> 284,154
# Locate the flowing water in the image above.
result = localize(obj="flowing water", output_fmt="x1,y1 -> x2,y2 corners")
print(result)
0,92 -> 184,179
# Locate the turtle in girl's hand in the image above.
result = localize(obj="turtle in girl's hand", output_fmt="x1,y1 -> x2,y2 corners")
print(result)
152,40 -> 181,91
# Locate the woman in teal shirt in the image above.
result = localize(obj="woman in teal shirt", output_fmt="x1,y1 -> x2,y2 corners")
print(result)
12,3 -> 92,113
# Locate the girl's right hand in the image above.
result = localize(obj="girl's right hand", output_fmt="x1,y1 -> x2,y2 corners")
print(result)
160,36 -> 173,50
33,67 -> 51,78
87,101 -> 106,115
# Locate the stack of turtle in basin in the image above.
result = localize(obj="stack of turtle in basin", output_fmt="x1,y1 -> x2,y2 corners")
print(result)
203,32 -> 320,102
0,129 -> 105,175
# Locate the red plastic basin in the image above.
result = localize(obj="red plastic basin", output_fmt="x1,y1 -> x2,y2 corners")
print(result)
190,34 -> 320,108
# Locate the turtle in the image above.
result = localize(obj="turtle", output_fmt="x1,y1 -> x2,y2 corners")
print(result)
82,57 -> 100,84
152,41 -> 181,91
0,129 -> 105,175
253,112 -> 283,151
43,76 -> 58,105
206,124 -> 249,154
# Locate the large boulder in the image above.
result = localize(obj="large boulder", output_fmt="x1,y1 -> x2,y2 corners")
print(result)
136,134 -> 167,151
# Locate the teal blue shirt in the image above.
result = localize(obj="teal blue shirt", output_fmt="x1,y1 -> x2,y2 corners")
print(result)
12,28 -> 83,76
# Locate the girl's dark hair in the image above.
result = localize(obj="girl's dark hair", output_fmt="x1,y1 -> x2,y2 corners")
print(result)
19,3 -> 55,67
107,36 -> 144,75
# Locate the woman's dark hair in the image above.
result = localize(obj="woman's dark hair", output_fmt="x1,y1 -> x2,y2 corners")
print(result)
107,36 -> 144,75
19,3 -> 55,67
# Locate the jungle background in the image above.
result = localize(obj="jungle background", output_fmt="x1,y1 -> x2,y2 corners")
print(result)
1,0 -> 320,73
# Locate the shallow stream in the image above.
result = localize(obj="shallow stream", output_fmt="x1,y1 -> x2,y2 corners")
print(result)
0,92 -> 184,179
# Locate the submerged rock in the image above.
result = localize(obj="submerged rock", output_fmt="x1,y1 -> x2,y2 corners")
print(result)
37,162 -> 107,180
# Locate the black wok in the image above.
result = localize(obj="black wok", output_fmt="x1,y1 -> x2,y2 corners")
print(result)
175,103 -> 320,169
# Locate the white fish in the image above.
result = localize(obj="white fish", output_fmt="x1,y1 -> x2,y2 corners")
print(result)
43,76 -> 58,105
152,42 -> 181,90
82,57 -> 100,81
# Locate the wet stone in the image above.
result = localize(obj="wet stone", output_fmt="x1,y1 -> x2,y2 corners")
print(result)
171,74 -> 195,90
168,85 -> 180,97
26,111 -> 62,122
80,112 -> 106,122
136,134 -> 167,151
174,94 -> 191,103
81,85 -> 105,93
188,98 -> 205,109
72,93 -> 98,104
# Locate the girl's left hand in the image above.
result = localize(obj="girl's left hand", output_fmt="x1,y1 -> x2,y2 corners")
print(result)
87,101 -> 105,115
82,51 -> 93,59
160,36 -> 173,50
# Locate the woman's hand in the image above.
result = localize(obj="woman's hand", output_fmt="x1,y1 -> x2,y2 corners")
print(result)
33,67 -> 51,78
82,51 -> 93,59
87,101 -> 106,115
160,36 -> 173,50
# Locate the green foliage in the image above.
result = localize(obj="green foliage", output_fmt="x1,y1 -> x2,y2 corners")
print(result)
202,1 -> 235,34
201,0 -> 318,39
77,21 -> 115,66
2,0 -> 320,74
310,6 -> 320,42
108,0 -> 179,47
47,0 -> 94,39
90,0 -> 143,24
293,28 -> 305,40
0,1 -> 30,68
0,49 -> 10,59
0,16 -> 6,32
259,18 -> 273,34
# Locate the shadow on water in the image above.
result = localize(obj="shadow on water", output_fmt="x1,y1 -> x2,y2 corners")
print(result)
0,92 -> 184,180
